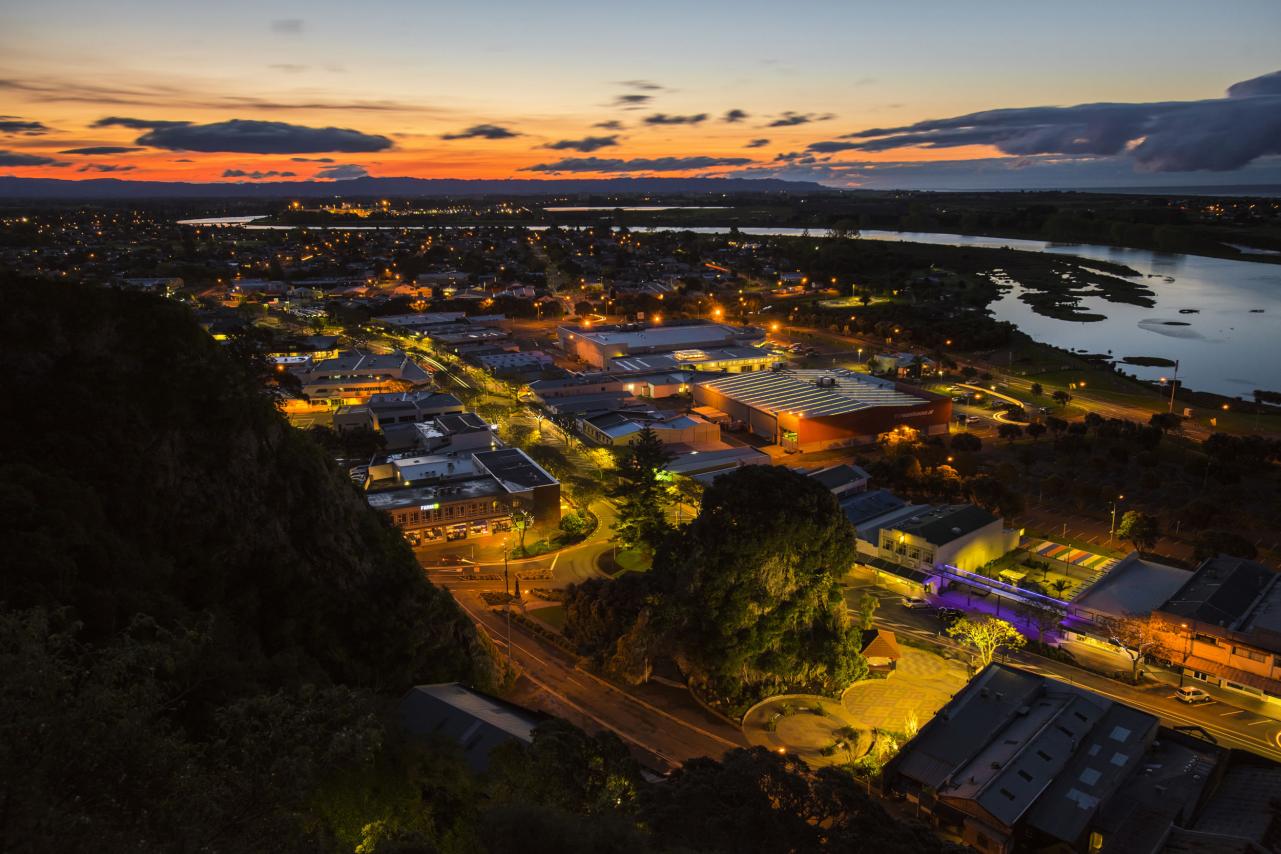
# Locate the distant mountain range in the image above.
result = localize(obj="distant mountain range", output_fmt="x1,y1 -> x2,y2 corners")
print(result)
0,175 -> 832,200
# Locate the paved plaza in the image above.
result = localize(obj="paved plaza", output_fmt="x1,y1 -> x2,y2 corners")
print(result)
840,648 -> 970,733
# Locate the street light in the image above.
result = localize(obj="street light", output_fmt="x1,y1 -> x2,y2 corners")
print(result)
1179,622 -> 1191,687
1109,494 -> 1125,541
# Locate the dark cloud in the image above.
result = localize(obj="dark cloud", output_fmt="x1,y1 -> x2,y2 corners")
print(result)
613,94 -> 652,108
137,120 -> 393,154
543,135 -> 620,153
440,123 -> 521,140
0,117 -> 49,135
291,156 -> 335,163
268,63 -> 308,73
1227,70 -> 1281,98
173,158 -> 193,162
92,116 -> 190,130
0,150 -> 69,167
59,146 -> 143,155
77,163 -> 136,173
767,111 -> 835,127
270,18 -> 304,34
618,80 -> 664,91
745,138 -> 771,148
222,169 -> 298,179
642,113 -> 708,125
593,120 -> 625,130
314,164 -> 369,180
522,155 -> 753,174
829,69 -> 1281,172
723,109 -> 749,123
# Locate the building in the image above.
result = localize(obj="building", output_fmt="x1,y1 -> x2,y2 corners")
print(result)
366,446 -> 559,544
885,664 -> 1223,854
334,390 -> 465,432
608,346 -> 775,375
295,351 -> 431,407
558,321 -> 764,369
400,683 -> 545,772
578,410 -> 721,448
691,368 -> 951,450
1153,557 -> 1281,704
860,628 -> 902,672
877,503 -> 1019,575
802,463 -> 870,498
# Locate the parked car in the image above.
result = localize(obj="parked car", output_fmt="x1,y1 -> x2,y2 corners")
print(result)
965,415 -> 982,424
1175,686 -> 1214,705
936,607 -> 966,625
901,596 -> 933,610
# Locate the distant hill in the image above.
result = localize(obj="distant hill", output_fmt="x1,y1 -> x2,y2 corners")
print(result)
0,175 -> 832,199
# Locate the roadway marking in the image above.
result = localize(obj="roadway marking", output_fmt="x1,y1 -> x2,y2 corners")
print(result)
1247,719 -> 1273,727
1220,709 -> 1245,717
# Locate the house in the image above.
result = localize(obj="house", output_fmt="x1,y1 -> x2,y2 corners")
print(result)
877,503 -> 1018,574
578,410 -> 721,448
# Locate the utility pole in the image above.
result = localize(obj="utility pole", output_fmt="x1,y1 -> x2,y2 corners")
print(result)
1167,360 -> 1180,414
503,540 -> 512,668
1109,495 -> 1125,541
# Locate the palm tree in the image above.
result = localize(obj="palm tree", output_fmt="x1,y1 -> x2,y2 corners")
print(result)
1050,578 -> 1072,600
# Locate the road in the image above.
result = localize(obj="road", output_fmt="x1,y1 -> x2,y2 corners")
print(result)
850,582 -> 1281,762
447,585 -> 747,771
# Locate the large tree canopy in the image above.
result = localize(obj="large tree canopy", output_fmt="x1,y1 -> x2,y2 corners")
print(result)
649,465 -> 866,702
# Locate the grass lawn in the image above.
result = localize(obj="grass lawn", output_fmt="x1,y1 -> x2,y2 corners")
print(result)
528,604 -> 567,632
603,548 -> 650,576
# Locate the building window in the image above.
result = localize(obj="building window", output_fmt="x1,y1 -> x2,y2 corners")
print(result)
1194,633 -> 1219,646
1234,646 -> 1268,663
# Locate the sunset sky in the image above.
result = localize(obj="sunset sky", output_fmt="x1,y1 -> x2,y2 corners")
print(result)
2,0 -> 1280,188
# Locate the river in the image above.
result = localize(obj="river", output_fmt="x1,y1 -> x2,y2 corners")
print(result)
176,217 -> 1281,396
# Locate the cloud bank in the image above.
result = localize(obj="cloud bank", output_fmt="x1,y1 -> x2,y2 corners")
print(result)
134,120 -> 393,154
816,69 -> 1281,172
544,135 -> 620,152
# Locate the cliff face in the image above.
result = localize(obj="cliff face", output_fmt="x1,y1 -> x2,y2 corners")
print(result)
0,278 -> 494,694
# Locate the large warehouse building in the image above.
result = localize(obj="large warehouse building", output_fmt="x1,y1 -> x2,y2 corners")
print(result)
557,322 -> 765,369
692,368 -> 951,450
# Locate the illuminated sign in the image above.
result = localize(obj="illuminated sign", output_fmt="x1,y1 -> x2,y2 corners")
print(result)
419,503 -> 439,511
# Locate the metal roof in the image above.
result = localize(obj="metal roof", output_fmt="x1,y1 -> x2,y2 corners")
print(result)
697,368 -> 927,417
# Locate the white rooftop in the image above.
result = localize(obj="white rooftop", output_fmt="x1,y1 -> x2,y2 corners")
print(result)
699,368 -> 928,417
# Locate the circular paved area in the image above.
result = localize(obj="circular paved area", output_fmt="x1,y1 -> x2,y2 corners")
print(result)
840,648 -> 969,734
742,697 -> 872,767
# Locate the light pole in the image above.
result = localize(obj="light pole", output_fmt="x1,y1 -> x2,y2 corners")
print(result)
1167,360 -> 1180,414
1178,622 -> 1190,687
1108,495 -> 1125,542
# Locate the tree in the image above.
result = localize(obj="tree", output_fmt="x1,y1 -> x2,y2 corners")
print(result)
1052,389 -> 1072,406
1050,578 -> 1072,600
1149,412 -> 1182,434
948,616 -> 1026,669
1045,415 -> 1068,435
648,466 -> 867,701
858,593 -> 879,631
1116,510 -> 1161,553
1025,422 -> 1046,441
610,427 -> 674,553
511,507 -> 533,554
1030,382 -> 1043,397
1193,529 -> 1259,562
997,423 -> 1023,443
1100,614 -> 1171,683
951,432 -> 982,453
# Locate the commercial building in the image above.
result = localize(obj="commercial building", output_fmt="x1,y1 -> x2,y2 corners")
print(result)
334,390 -> 465,432
578,410 -> 720,448
365,446 -> 559,544
691,368 -> 951,450
295,351 -> 431,407
885,664 -> 1224,854
1153,556 -> 1281,704
557,321 -> 765,369
877,503 -> 1019,575
607,345 -> 774,375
